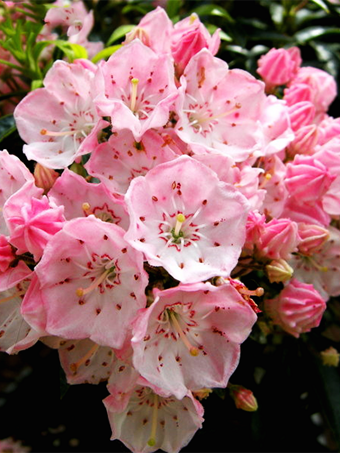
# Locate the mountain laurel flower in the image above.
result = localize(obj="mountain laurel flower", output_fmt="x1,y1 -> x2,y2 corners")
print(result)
21,216 -> 148,349
131,282 -> 257,400
124,155 -> 250,283
264,278 -> 326,338
297,223 -> 330,256
0,235 -> 15,273
104,382 -> 204,453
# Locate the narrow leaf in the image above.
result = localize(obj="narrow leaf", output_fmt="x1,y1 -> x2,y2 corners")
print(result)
91,45 -> 121,64
106,24 -> 135,46
0,114 -> 16,143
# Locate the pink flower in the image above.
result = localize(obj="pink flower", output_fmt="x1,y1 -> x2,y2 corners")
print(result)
14,60 -> 107,169
94,39 -> 178,141
174,49 -> 267,162
123,6 -> 173,55
171,13 -> 220,77
257,47 -> 301,90
85,129 -> 179,195
21,216 -> 148,349
3,181 -> 65,261
283,82 -> 313,106
265,278 -> 326,338
288,101 -> 315,131
287,124 -> 319,156
104,382 -> 204,453
131,282 -> 257,399
44,1 -> 89,37
124,156 -> 250,283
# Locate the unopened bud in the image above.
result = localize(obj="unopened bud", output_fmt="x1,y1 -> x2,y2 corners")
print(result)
228,384 -> 258,412
298,223 -> 330,256
266,259 -> 294,283
34,163 -> 59,194
320,346 -> 340,367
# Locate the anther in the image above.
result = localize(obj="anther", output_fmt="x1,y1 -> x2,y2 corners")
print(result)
69,343 -> 100,374
82,202 -> 91,212
239,287 -> 264,297
76,269 -> 110,297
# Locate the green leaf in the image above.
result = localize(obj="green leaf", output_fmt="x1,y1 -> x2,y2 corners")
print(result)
294,26 -> 340,44
166,0 -> 183,19
91,45 -> 122,64
106,24 -> 135,46
310,0 -> 330,13
190,4 -> 234,22
206,24 -> 232,42
0,114 -> 16,143
53,41 -> 88,62
269,2 -> 285,27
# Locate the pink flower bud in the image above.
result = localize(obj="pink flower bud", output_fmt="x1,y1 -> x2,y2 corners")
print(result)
171,13 -> 220,77
297,223 -> 330,255
244,211 -> 266,252
288,101 -> 315,131
317,116 -> 340,146
229,384 -> 258,412
257,218 -> 300,260
265,278 -> 326,338
291,66 -> 337,114
284,83 -> 313,106
285,155 -> 336,203
287,124 -> 319,156
257,47 -> 301,90
0,234 -> 15,272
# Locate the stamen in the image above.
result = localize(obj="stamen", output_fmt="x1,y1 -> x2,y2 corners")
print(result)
174,213 -> 185,237
0,290 -> 26,304
130,78 -> 139,113
147,394 -> 159,447
308,257 -> 328,272
40,128 -> 77,137
69,343 -> 100,374
82,202 -> 91,213
170,311 -> 199,356
76,269 -> 111,297
238,287 -> 264,297
189,13 -> 197,24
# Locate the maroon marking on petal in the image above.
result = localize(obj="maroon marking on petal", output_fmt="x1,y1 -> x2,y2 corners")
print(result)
139,216 -> 145,221
144,335 -> 150,341
127,411 -> 132,416
127,150 -> 133,157
215,306 -> 220,312
103,234 -> 108,240
204,290 -> 209,294
78,300 -> 85,305
130,292 -> 136,299
96,308 -> 101,315
179,263 -> 184,269
152,196 -> 158,202
177,190 -> 182,196
85,359 -> 90,366
160,420 -> 165,427
65,257 -> 71,262
158,355 -> 162,361
172,181 -> 176,190
78,239 -> 84,244
134,274 -> 139,280
121,247 -> 127,253
231,123 -> 236,127
0,330 -> 4,338
143,419 -> 148,425
214,242 -> 220,247
202,199 -> 207,205
140,238 -> 145,243
116,304 -> 122,310
119,366 -> 125,372
102,362 -> 108,367
67,344 -> 75,351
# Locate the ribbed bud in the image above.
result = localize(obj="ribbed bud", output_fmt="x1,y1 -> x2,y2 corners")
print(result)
266,259 -> 293,283
321,346 -> 340,367
228,384 -> 258,412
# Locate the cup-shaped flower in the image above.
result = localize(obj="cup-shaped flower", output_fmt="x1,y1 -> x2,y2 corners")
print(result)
104,382 -> 204,453
265,278 -> 326,338
175,49 -> 267,162
131,281 -> 257,400
21,216 -> 148,349
124,155 -> 250,283
94,39 -> 178,141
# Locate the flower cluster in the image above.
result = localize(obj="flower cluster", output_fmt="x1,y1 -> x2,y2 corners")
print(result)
1,3 -> 340,452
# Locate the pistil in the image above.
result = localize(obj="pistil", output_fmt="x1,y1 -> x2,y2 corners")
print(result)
238,287 -> 264,297
169,310 -> 199,356
174,213 -> 185,237
130,78 -> 139,113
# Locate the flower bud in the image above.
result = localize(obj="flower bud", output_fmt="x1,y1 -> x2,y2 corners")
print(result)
193,388 -> 212,400
287,124 -> 319,156
284,83 -> 313,106
266,259 -> 293,283
288,101 -> 315,131
34,163 -> 59,194
228,384 -> 258,412
297,223 -> 330,256
257,47 -> 301,90
265,279 -> 326,338
320,346 -> 340,367
257,218 -> 300,261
